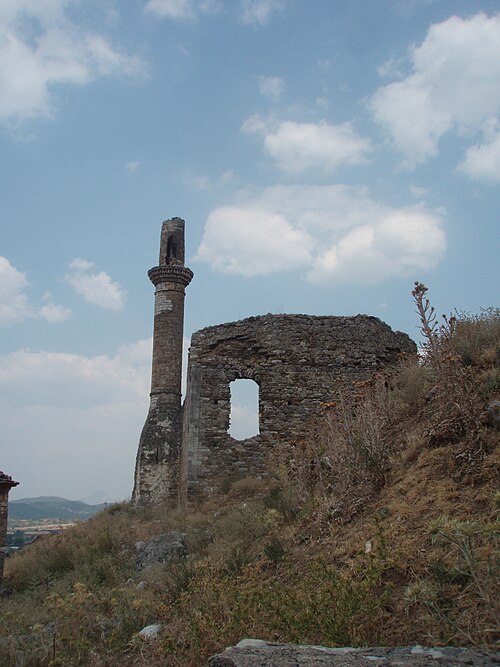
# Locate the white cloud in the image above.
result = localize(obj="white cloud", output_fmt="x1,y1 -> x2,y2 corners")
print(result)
0,256 -> 70,325
409,185 -> 429,199
39,292 -> 71,323
376,56 -> 406,80
459,122 -> 500,183
241,0 -> 285,25
258,75 -> 285,101
0,339 -> 152,500
0,0 -> 145,125
0,257 -> 31,325
315,97 -> 329,110
196,185 -> 446,285
370,13 -> 500,168
188,169 -> 235,192
146,0 -> 221,20
308,208 -> 446,285
145,0 -> 282,24
229,379 -> 260,440
65,259 -> 127,311
229,404 -> 259,440
146,0 -> 196,19
69,258 -> 93,271
0,345 -> 149,404
241,113 -> 268,135
126,161 -> 141,173
196,205 -> 313,276
0,336 -> 201,499
243,116 -> 372,174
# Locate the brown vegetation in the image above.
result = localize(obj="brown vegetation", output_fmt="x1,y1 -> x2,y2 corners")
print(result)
0,286 -> 498,666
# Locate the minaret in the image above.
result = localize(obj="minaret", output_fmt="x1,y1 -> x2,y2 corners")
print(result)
133,218 -> 193,506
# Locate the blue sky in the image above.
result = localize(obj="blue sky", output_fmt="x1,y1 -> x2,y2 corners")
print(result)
1,0 -> 499,501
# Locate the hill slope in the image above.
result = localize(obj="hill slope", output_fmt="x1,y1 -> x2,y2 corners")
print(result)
1,298 -> 498,666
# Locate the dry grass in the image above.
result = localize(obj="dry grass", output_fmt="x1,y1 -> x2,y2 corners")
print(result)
0,290 -> 498,666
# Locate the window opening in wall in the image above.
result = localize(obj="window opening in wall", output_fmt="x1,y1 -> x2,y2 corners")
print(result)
166,236 -> 176,263
228,379 -> 260,440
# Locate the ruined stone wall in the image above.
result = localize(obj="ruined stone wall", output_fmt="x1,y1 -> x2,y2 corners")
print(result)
0,488 -> 8,589
181,314 -> 415,497
0,472 -> 19,591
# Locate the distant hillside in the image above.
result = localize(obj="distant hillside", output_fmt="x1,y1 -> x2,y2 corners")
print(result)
9,497 -> 106,520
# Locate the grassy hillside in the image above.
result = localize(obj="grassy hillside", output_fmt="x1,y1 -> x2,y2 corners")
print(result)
1,287 -> 498,667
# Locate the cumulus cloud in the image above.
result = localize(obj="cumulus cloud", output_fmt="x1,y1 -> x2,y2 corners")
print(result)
258,75 -> 285,100
243,116 -> 372,173
241,0 -> 285,25
308,208 -> 446,285
370,13 -> 500,168
0,339 -> 152,499
0,256 -> 70,325
195,205 -> 313,276
0,0 -> 145,125
196,185 -> 446,285
39,292 -> 71,323
0,256 -> 31,325
459,122 -> 500,183
65,259 -> 127,311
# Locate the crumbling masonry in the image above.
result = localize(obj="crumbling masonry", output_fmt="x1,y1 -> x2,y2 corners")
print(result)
0,471 -> 19,592
133,219 -> 416,506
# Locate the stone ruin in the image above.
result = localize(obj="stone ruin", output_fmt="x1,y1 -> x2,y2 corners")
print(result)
0,471 -> 19,592
133,219 -> 416,507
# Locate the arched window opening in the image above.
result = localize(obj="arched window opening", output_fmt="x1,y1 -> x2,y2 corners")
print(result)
228,379 -> 260,440
166,236 -> 176,263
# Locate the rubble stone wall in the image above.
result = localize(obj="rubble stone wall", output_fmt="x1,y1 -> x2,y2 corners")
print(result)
182,314 -> 416,496
0,472 -> 19,591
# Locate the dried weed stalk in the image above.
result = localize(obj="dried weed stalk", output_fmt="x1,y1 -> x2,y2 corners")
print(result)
412,282 -> 491,464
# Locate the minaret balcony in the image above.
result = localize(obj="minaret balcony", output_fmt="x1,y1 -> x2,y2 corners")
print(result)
148,265 -> 194,288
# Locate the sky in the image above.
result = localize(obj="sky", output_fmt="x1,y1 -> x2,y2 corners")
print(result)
1,0 -> 499,502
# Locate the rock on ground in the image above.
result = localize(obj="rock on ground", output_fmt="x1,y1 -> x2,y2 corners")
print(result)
206,640 -> 499,667
138,624 -> 162,640
135,531 -> 186,571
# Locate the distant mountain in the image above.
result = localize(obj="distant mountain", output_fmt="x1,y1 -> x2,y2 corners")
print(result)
12,496 -> 72,505
9,497 -> 106,521
81,490 -> 117,505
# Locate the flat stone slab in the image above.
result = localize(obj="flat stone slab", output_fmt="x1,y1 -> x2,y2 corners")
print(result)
206,640 -> 499,667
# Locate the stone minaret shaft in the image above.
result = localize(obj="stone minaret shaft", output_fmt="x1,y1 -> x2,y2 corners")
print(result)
0,471 -> 19,593
133,218 -> 193,506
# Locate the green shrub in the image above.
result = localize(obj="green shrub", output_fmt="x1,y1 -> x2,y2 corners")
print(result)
263,537 -> 285,564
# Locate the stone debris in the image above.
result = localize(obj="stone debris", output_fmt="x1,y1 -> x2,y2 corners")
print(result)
206,640 -> 499,666
135,531 -> 187,571
138,624 -> 162,640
